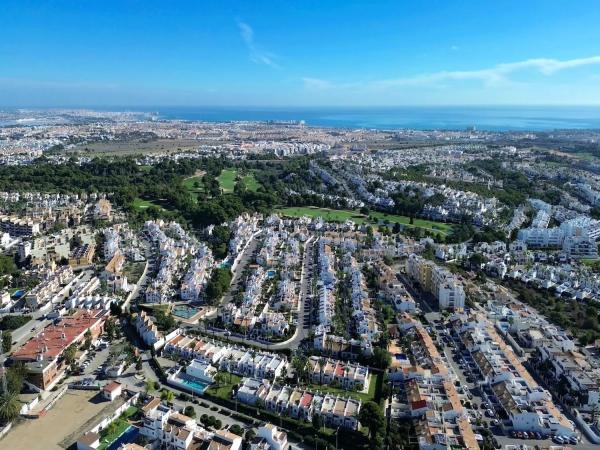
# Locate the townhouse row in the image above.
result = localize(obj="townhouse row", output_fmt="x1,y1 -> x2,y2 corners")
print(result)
236,377 -> 361,430
164,333 -> 288,379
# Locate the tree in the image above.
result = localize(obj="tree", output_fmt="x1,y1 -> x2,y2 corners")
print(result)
110,301 -> 123,317
0,315 -> 32,331
468,253 -> 487,270
145,380 -> 156,394
214,372 -> 227,388
370,347 -> 392,370
64,344 -> 77,367
2,331 -> 12,353
312,413 -> 323,431
69,234 -> 83,251
359,401 -> 385,440
184,405 -> 196,418
4,363 -> 26,394
105,318 -> 117,340
0,390 -> 20,423
244,429 -> 256,443
291,355 -> 308,383
229,424 -> 243,436
0,255 -> 17,276
205,268 -> 233,304
161,389 -> 174,402
83,329 -> 92,350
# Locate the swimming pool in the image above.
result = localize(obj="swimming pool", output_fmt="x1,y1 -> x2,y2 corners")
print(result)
106,425 -> 139,450
266,269 -> 277,278
394,353 -> 408,361
172,305 -> 200,319
176,375 -> 210,394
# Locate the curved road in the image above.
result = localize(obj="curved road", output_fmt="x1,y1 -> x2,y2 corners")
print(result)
197,235 -> 316,351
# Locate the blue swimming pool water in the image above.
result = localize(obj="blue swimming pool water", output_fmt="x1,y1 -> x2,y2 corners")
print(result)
106,425 -> 139,450
267,269 -> 276,278
179,376 -> 209,393
394,353 -> 408,361
172,306 -> 200,319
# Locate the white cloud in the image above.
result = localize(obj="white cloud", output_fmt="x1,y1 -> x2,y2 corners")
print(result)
304,55 -> 600,91
237,21 -> 280,69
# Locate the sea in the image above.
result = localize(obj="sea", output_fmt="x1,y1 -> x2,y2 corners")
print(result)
149,106 -> 600,132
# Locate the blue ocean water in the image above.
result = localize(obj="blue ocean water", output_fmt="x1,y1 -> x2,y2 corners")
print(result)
149,106 -> 600,131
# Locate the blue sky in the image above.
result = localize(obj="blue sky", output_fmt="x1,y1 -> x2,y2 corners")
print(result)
2,0 -> 600,106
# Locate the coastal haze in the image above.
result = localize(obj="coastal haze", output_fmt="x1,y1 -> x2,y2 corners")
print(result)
2,2 -> 600,450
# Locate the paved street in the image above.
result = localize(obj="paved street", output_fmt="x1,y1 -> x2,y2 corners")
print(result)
195,235 -> 316,351
217,231 -> 262,311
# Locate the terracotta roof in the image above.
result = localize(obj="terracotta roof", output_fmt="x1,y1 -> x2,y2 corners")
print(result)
103,381 -> 122,393
11,309 -> 105,361
141,397 -> 161,414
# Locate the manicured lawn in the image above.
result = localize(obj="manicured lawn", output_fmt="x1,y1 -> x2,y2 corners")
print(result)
300,372 -> 381,403
97,406 -> 138,450
368,211 -> 452,235
217,169 -> 237,193
275,207 -> 366,223
242,173 -> 261,192
275,206 -> 453,235
206,373 -> 242,400
183,175 -> 205,201
132,197 -> 159,210
183,175 -> 204,191
581,258 -> 600,266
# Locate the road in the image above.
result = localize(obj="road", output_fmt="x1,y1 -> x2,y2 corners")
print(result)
0,309 -> 52,364
132,353 -> 308,449
203,232 -> 263,320
122,238 -> 152,311
198,235 -> 316,350
434,319 -> 597,450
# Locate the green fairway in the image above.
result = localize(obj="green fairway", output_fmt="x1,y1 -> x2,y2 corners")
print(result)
275,206 -> 452,235
183,175 -> 204,191
183,175 -> 205,201
276,207 -> 366,223
242,173 -> 261,192
132,197 -> 159,210
368,210 -> 452,234
217,169 -> 237,193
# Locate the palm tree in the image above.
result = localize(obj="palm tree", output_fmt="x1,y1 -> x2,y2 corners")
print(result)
214,372 -> 226,388
250,350 -> 257,377
227,355 -> 234,383
0,390 -> 20,423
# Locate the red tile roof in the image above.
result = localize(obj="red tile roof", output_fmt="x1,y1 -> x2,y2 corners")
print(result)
12,310 -> 105,362
300,392 -> 314,407
103,381 -> 122,392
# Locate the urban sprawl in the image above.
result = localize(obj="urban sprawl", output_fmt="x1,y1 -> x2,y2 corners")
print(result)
2,109 -> 600,450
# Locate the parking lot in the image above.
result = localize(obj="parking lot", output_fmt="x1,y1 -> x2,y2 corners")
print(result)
426,314 -> 596,449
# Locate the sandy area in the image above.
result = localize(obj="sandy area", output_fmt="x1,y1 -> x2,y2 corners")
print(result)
1,390 -> 116,450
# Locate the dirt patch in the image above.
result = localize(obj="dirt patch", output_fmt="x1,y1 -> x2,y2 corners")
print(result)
0,390 -> 120,450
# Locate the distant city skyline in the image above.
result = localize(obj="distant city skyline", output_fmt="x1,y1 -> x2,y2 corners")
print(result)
2,0 -> 600,107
